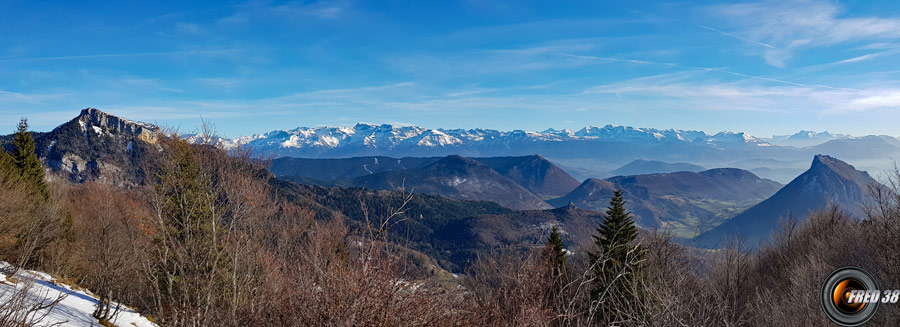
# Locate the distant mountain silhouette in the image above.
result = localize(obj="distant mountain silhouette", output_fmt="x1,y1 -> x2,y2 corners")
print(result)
767,130 -> 848,147
611,159 -> 705,176
549,168 -> 782,239
695,155 -> 880,248
270,154 -> 581,199
472,155 -> 580,198
352,155 -> 552,210
806,136 -> 900,159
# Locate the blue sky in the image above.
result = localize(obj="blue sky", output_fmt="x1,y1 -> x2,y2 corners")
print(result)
3,0 -> 900,138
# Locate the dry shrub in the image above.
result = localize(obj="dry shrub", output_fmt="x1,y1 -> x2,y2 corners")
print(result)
67,182 -> 148,321
248,193 -> 467,327
0,273 -> 66,327
459,249 -> 555,327
0,168 -> 65,278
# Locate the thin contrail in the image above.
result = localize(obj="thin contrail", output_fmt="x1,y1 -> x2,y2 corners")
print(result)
697,24 -> 778,49
555,53 -> 858,91
0,49 -> 236,63
623,7 -> 778,49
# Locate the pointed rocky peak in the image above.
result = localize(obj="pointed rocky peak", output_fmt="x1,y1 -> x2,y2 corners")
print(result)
811,154 -> 842,169
808,154 -> 871,184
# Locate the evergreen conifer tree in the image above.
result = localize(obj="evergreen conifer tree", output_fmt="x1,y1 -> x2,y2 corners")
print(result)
12,118 -> 49,200
543,225 -> 568,280
588,190 -> 642,323
543,226 -> 571,309
542,225 -> 571,322
0,145 -> 14,177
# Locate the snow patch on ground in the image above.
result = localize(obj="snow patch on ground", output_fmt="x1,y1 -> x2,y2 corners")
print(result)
448,177 -> 467,186
0,262 -> 157,327
78,121 -> 88,140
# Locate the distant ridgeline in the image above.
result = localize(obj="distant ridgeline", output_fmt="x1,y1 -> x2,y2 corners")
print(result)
269,154 -> 786,240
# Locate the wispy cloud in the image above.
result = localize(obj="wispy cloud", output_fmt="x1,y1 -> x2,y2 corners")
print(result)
0,90 -> 70,104
218,0 -> 351,25
706,0 -> 900,67
174,22 -> 205,36
848,90 -> 900,111
118,78 -> 183,93
554,52 -> 850,90
582,71 -> 900,114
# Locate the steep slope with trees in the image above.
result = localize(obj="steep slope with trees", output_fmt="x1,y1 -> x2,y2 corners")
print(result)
550,168 -> 783,239
351,155 -> 552,210
696,154 -> 881,248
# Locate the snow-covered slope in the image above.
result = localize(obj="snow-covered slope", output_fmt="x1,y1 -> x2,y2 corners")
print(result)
0,262 -> 156,327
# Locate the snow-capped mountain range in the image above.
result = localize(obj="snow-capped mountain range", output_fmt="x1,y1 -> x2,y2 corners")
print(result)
202,123 -> 772,158
8,108 -> 899,184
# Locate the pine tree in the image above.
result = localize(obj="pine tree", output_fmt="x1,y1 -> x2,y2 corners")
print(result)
0,145 -> 15,178
12,118 -> 49,200
588,190 -> 642,323
543,226 -> 568,280
542,225 -> 570,310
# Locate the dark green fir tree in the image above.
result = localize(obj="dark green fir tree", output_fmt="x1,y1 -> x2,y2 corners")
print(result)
0,144 -> 14,177
542,225 -> 569,287
12,118 -> 49,200
541,225 -> 571,323
588,190 -> 642,323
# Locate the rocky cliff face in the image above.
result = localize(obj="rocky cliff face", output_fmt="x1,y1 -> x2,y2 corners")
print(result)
0,108 -> 163,185
77,108 -> 159,144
